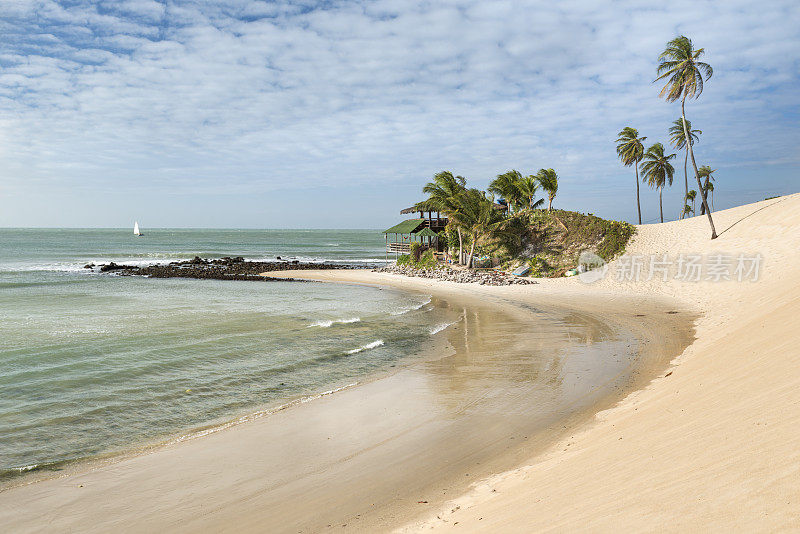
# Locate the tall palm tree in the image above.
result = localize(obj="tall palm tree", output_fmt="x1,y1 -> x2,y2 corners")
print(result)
656,35 -> 717,238
640,143 -> 676,223
516,174 -> 545,211
448,189 -> 505,268
668,118 -> 701,203
420,171 -> 467,263
697,166 -> 716,213
616,127 -> 647,224
535,168 -> 559,211
489,170 -> 523,213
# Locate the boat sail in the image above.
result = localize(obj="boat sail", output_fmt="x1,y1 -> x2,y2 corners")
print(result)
134,221 -> 143,236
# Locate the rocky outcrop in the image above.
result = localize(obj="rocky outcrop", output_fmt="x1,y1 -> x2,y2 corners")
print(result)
95,257 -> 359,281
373,265 -> 536,286
99,262 -> 137,272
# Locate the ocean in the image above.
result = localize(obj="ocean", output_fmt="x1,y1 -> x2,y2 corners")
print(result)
0,229 -> 456,483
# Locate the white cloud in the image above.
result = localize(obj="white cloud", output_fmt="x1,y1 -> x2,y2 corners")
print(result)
0,0 -> 798,225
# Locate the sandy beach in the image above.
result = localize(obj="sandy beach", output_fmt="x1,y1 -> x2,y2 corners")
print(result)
397,192 -> 800,531
2,193 -> 798,532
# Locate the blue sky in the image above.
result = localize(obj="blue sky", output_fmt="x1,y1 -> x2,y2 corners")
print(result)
0,0 -> 798,228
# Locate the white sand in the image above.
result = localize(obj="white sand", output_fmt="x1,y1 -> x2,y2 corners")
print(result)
397,193 -> 800,531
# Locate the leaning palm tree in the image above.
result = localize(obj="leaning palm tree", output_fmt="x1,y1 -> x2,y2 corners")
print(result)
420,171 -> 467,263
656,35 -> 717,238
516,174 -> 545,211
640,143 -> 676,223
668,118 -> 702,203
697,165 -> 716,214
488,170 -> 523,213
616,127 -> 647,224
535,168 -> 559,211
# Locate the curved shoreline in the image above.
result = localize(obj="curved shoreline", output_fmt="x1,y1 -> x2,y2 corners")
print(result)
402,194 -> 800,532
0,265 -> 695,533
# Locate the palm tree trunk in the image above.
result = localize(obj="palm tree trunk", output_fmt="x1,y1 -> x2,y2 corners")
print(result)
457,227 -> 463,265
700,177 -> 711,215
684,150 -> 689,207
466,233 -> 477,269
635,165 -> 642,224
548,197 -> 553,211
659,187 -> 663,223
682,97 -> 717,238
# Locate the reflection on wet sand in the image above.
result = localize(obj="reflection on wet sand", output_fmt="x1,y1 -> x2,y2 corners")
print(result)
0,289 -> 691,534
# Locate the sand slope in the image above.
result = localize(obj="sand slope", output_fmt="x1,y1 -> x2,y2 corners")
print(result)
404,193 -> 800,531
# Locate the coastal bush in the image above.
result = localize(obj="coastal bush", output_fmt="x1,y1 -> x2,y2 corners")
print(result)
410,241 -> 422,262
394,250 -> 438,270
483,209 -> 635,277
416,249 -> 437,269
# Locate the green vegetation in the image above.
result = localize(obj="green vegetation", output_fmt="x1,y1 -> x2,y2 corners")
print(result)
396,249 -> 437,270
406,162 -> 633,276
669,118 -> 701,214
640,142 -> 676,223
697,165 -> 716,213
615,127 -> 647,224
656,35 -> 718,238
614,36 -> 720,236
485,209 -> 635,277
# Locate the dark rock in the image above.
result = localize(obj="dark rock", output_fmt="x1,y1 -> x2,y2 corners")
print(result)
100,262 -> 138,272
84,263 -> 95,269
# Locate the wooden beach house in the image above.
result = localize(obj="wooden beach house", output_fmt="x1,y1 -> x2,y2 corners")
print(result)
383,207 -> 447,257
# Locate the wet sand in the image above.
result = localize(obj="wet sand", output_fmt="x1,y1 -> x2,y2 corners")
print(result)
0,273 -> 694,533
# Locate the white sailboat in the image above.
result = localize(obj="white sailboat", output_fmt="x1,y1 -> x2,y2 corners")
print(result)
133,221 -> 143,237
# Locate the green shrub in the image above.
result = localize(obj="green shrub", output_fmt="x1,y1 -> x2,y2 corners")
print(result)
395,249 -> 438,270
417,249 -> 437,269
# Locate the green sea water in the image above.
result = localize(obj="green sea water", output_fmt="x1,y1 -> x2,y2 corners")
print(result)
0,229 -> 454,483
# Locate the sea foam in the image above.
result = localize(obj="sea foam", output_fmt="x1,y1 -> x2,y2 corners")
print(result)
346,340 -> 384,354
429,322 -> 456,335
308,317 -> 361,328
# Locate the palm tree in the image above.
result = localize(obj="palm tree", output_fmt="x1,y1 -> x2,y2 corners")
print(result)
640,143 -> 676,223
681,204 -> 693,219
535,168 -> 558,211
420,171 -> 467,263
656,35 -> 717,238
668,118 -> 702,203
448,189 -> 505,268
686,189 -> 697,217
516,174 -> 545,211
705,182 -> 715,210
616,127 -> 647,224
489,170 -> 523,213
697,165 -> 716,214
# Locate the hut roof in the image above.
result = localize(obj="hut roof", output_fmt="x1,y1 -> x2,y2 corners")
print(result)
382,219 -> 426,234
400,198 -> 439,214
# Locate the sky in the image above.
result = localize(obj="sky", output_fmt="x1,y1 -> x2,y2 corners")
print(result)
0,0 -> 798,229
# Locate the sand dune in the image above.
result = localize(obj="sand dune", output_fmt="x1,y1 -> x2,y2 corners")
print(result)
399,193 -> 800,531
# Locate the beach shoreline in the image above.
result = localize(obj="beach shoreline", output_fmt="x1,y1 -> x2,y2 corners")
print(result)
2,194 -> 797,532
0,262 -> 694,532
